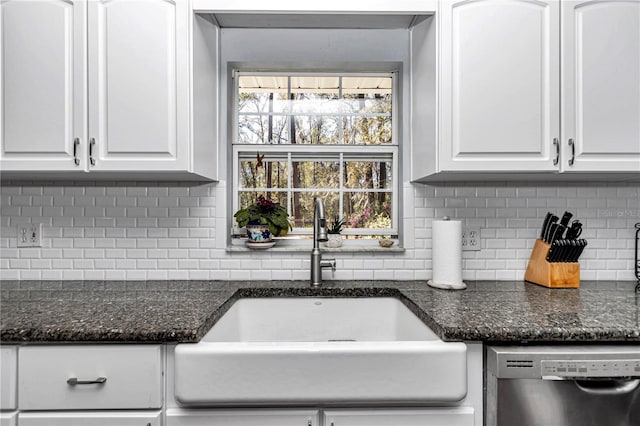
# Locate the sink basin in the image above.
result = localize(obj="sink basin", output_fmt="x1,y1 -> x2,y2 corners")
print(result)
174,297 -> 467,405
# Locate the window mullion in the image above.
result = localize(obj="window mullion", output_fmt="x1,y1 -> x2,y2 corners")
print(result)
338,76 -> 343,145
287,75 -> 292,140
287,151 -> 292,218
339,152 -> 344,222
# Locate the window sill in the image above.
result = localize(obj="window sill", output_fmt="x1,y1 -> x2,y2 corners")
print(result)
226,239 -> 405,253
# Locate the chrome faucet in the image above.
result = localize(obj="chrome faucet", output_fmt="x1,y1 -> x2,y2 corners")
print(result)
310,198 -> 336,287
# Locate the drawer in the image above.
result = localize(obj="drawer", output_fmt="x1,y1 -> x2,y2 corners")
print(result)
19,411 -> 161,426
324,408 -> 475,426
19,345 -> 162,411
0,346 -> 17,410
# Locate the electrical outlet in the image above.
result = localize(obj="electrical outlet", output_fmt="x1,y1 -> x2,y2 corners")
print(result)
16,224 -> 42,248
462,227 -> 481,251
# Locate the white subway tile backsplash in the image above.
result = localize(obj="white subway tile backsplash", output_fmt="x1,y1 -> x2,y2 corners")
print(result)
1,181 -> 638,281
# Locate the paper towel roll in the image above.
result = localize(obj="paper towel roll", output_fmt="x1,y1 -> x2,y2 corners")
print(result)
428,218 -> 467,290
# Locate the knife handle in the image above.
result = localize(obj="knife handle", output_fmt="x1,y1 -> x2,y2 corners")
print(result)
544,216 -> 559,242
551,224 -> 566,243
540,212 -> 553,240
560,211 -> 573,227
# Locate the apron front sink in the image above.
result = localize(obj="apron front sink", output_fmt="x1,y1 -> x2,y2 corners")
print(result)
174,297 -> 467,405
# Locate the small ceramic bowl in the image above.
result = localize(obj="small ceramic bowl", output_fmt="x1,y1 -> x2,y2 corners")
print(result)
378,239 -> 394,248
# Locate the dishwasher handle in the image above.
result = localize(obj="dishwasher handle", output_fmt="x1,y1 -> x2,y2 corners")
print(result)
574,379 -> 640,396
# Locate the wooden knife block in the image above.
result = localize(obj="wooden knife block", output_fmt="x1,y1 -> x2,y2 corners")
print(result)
524,239 -> 580,288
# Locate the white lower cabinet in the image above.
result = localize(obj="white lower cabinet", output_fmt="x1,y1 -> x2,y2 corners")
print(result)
166,409 -> 320,426
18,345 -> 162,411
18,411 -> 161,426
0,346 -> 17,411
166,408 -> 473,426
14,345 -> 164,426
323,408 -> 475,426
0,412 -> 17,426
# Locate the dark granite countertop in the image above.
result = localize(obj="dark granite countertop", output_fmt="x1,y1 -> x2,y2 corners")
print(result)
1,280 -> 639,343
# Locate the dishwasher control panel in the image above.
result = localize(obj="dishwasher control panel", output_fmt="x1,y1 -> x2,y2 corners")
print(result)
542,359 -> 640,378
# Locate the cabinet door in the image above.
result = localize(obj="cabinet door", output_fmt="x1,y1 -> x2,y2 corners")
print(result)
561,0 -> 640,172
166,409 -> 320,426
87,0 -> 188,172
0,0 -> 87,171
439,0 -> 560,172
0,346 -> 17,410
18,411 -> 161,426
324,408 -> 474,426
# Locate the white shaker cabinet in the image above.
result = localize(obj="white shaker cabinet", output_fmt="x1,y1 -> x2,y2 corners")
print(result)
0,346 -> 17,411
438,0 -> 560,173
86,0 -> 188,172
1,0 -> 217,180
561,0 -> 640,173
18,412 -> 162,426
414,0 -> 639,181
0,346 -> 17,426
166,409 -> 320,426
0,0 -> 87,172
15,345 -> 163,425
324,408 -> 474,426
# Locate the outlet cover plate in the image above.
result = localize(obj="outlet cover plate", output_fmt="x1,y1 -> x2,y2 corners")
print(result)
16,224 -> 42,248
462,227 -> 481,251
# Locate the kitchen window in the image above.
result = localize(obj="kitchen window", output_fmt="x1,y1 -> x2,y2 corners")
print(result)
232,72 -> 398,238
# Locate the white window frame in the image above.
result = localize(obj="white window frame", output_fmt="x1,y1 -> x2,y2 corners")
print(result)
232,70 -> 399,237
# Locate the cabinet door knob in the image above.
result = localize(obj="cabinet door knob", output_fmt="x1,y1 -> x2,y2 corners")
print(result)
89,137 -> 96,166
568,138 -> 575,166
66,376 -> 107,385
552,138 -> 559,166
73,138 -> 80,166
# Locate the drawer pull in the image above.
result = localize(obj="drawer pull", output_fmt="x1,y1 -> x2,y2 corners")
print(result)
66,377 -> 107,385
89,137 -> 96,166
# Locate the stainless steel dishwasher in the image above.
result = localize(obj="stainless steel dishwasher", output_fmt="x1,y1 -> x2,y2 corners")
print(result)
486,346 -> 640,426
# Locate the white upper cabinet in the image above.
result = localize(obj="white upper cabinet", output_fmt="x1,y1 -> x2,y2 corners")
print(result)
87,0 -> 188,172
438,0 -> 560,173
413,0 -> 640,181
0,0 -> 87,171
1,0 -> 218,180
561,0 -> 640,173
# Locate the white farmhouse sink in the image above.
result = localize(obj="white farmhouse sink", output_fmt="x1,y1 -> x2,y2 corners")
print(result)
174,297 -> 467,405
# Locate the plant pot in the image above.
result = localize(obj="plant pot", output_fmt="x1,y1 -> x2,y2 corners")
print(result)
246,222 -> 272,243
326,233 -> 343,248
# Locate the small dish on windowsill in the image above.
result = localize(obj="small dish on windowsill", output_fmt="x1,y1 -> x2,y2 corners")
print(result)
245,240 -> 276,250
378,239 -> 395,248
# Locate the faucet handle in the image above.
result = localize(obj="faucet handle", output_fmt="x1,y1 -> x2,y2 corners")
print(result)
322,258 -> 336,272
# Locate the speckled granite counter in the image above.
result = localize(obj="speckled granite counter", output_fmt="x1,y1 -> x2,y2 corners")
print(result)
1,280 -> 639,343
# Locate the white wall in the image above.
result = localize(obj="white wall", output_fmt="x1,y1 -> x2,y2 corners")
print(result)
1,180 -> 638,281
218,27 -> 411,179
1,27 -> 638,282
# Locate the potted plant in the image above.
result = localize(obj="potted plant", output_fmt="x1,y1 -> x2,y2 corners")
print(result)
233,196 -> 291,245
326,216 -> 345,248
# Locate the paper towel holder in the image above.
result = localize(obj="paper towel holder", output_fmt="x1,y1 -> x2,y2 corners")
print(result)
428,217 -> 467,291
